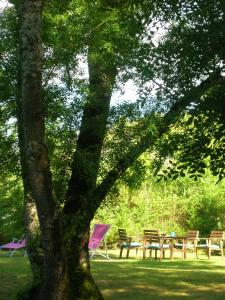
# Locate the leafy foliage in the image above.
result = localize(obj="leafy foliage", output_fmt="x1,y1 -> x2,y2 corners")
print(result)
95,170 -> 225,242
0,176 -> 24,242
154,83 -> 225,181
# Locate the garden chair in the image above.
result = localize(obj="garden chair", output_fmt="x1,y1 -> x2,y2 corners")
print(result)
173,230 -> 199,259
0,237 -> 26,257
88,224 -> 111,260
196,230 -> 224,259
118,229 -> 142,258
143,229 -> 172,261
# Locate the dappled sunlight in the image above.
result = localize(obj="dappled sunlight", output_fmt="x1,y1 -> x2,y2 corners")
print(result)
194,283 -> 225,292
136,265 -> 225,274
1,255 -> 225,299
133,284 -> 190,297
91,253 -> 225,299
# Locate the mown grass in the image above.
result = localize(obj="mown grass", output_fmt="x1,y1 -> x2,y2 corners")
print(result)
0,253 -> 31,300
1,250 -> 225,300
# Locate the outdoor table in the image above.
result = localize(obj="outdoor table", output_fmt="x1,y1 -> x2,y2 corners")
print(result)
163,236 -> 187,259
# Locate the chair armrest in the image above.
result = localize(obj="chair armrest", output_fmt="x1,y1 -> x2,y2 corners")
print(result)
127,237 -> 132,244
197,237 -> 210,245
159,237 -> 172,245
134,236 -> 142,242
129,236 -> 142,243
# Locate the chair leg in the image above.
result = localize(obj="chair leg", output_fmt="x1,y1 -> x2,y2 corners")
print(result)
194,247 -> 197,259
221,247 -> 224,259
136,247 -> 138,257
184,245 -> 187,259
182,244 -> 185,259
159,249 -> 163,261
9,249 -> 16,257
119,247 -> 123,258
208,247 -> 211,259
155,249 -> 157,260
170,246 -> 173,260
196,248 -> 199,259
143,248 -> 146,259
126,247 -> 130,258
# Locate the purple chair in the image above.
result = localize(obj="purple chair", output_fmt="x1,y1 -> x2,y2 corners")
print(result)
0,238 -> 26,257
88,224 -> 111,260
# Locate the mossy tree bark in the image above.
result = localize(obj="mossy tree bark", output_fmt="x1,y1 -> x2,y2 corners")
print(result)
62,47 -> 117,299
17,1 -> 66,298
17,1 -> 116,299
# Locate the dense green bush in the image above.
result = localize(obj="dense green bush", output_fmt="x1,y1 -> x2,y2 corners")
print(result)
94,172 -> 225,243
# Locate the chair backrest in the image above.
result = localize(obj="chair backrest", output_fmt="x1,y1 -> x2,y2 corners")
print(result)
143,230 -> 160,244
186,230 -> 199,239
15,239 -> 26,249
210,231 -> 224,240
0,238 -> 26,249
118,229 -> 128,243
88,224 -> 111,250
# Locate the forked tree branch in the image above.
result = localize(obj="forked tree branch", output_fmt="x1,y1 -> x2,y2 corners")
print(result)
95,72 -> 225,207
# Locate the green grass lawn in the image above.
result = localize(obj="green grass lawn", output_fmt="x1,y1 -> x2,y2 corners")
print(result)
1,250 -> 225,300
0,254 -> 31,300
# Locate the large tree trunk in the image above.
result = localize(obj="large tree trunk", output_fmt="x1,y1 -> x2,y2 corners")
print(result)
17,1 -> 116,298
17,1 -> 66,299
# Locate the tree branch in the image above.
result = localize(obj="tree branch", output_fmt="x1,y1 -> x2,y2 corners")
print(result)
95,72 -> 225,206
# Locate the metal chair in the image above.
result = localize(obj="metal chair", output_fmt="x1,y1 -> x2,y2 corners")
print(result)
0,237 -> 26,257
88,224 -> 111,259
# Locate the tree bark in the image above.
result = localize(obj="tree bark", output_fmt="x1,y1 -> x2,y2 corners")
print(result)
62,47 -> 117,299
17,1 -> 66,299
18,2 -> 116,296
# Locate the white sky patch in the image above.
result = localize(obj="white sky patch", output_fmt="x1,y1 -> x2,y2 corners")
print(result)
75,56 -> 139,105
0,0 -> 13,11
152,28 -> 167,46
111,80 -> 138,105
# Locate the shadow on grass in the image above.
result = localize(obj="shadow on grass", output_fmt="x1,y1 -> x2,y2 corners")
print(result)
1,251 -> 225,300
91,252 -> 225,300
0,256 -> 32,300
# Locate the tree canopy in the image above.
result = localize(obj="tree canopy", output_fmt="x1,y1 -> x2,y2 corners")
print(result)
0,0 -> 225,299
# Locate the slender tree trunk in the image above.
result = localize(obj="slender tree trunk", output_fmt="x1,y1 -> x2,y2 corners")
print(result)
63,47 -> 117,299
